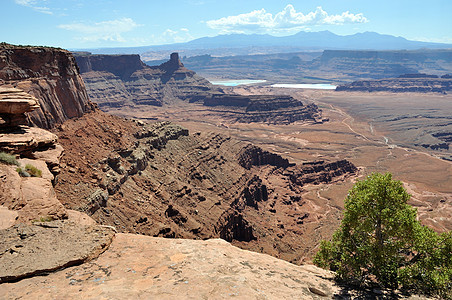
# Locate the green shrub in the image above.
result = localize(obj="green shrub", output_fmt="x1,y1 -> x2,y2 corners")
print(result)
16,164 -> 42,177
25,164 -> 42,177
314,173 -> 451,299
31,216 -> 54,223
39,216 -> 54,222
0,152 -> 19,166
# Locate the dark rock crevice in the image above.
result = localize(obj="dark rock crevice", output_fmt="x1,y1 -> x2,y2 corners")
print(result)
216,212 -> 256,242
238,145 -> 293,170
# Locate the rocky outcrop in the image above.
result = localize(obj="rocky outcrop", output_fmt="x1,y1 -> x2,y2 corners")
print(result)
241,175 -> 268,208
75,53 -> 146,80
204,94 -> 302,110
74,52 -> 218,108
336,76 -> 452,93
0,85 -> 114,286
216,212 -> 256,242
0,234 -> 347,299
0,87 -> 63,174
0,43 -> 95,129
134,121 -> 189,145
204,94 -> 323,124
0,87 -> 40,127
0,221 -> 115,283
238,144 -> 292,169
0,87 -> 66,223
0,164 -> 67,223
286,160 -> 358,187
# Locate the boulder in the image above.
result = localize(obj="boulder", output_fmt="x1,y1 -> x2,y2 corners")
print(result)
0,164 -> 67,224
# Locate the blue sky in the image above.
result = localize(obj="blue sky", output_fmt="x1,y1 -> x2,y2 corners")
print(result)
1,0 -> 451,49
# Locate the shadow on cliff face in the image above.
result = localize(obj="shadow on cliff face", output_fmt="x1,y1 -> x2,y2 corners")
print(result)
1,44 -> 95,129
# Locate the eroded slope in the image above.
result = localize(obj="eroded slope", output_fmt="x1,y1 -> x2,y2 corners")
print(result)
53,111 -> 356,263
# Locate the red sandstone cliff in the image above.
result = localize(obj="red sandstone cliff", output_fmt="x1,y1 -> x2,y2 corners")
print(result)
0,43 -> 95,129
74,52 -> 217,108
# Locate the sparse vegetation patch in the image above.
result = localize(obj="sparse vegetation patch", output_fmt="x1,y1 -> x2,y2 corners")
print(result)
16,164 -> 42,177
0,152 -> 19,166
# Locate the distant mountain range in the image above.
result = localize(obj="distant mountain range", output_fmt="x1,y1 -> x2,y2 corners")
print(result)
74,31 -> 452,59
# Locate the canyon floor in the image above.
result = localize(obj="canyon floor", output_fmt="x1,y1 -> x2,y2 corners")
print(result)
104,88 -> 452,234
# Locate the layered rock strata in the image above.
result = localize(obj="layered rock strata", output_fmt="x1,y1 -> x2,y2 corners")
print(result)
0,87 -> 40,127
76,52 -> 325,125
0,87 -> 64,222
74,52 -> 218,108
0,43 -> 95,129
336,76 -> 452,93
204,94 -> 323,124
54,115 -> 357,263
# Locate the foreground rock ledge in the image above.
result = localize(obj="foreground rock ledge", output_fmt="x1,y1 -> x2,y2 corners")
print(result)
1,233 -> 339,299
0,221 -> 115,283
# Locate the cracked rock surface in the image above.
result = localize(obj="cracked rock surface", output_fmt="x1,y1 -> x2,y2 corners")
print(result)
0,220 -> 115,283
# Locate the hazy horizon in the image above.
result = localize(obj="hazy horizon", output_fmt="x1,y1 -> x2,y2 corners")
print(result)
1,0 -> 451,49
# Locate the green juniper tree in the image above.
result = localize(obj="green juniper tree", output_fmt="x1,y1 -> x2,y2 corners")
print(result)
314,173 -> 451,298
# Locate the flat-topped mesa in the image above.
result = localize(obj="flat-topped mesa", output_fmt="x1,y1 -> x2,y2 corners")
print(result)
74,53 -> 146,80
398,73 -> 439,78
0,43 -> 95,129
0,87 -> 40,128
336,75 -> 452,93
205,94 -> 303,111
204,94 -> 323,124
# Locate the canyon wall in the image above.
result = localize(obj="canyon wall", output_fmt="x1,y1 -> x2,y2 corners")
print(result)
75,52 -> 325,125
74,52 -> 218,108
0,43 -> 94,129
336,76 -> 452,93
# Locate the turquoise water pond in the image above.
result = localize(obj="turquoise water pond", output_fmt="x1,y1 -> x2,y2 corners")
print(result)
271,83 -> 337,89
210,80 -> 336,89
209,80 -> 267,86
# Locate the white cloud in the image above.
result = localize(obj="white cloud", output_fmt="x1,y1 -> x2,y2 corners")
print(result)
58,18 -> 140,43
15,0 -> 37,5
206,5 -> 368,34
15,0 -> 53,15
413,36 -> 452,44
161,28 -> 194,44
